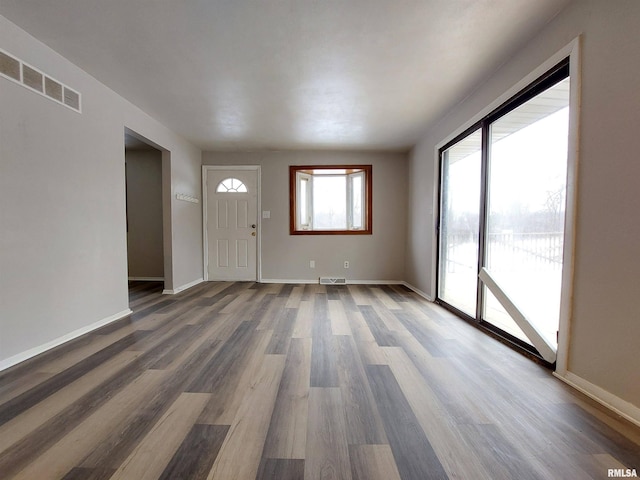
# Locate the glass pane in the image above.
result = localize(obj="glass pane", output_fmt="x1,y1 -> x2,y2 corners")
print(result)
438,129 -> 482,317
313,176 -> 347,229
299,177 -> 309,228
217,177 -> 247,193
484,77 -> 570,347
351,173 -> 363,229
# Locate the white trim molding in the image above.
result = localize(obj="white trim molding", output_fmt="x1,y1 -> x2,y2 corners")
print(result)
0,309 -> 132,372
261,279 -> 407,285
162,277 -> 204,295
554,371 -> 640,428
128,276 -> 164,282
261,278 -> 318,285
402,282 -> 435,302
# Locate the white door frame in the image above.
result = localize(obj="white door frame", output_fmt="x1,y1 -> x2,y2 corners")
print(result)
202,165 -> 262,282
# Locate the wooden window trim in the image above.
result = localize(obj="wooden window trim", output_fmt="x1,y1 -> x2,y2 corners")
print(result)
289,165 -> 373,235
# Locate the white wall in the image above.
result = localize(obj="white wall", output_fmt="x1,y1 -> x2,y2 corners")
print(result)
407,0 -> 640,420
125,149 -> 164,279
203,150 -> 407,283
0,15 -> 203,369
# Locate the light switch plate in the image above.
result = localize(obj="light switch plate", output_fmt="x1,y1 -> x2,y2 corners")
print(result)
262,211 -> 271,219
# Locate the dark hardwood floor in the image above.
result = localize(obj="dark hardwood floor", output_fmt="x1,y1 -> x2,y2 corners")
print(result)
0,281 -> 639,479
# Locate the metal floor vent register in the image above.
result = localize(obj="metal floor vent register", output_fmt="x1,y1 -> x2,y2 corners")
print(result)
319,277 -> 347,285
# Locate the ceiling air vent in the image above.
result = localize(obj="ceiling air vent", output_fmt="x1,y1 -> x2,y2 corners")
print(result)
319,277 -> 347,285
0,48 -> 81,113
0,50 -> 20,81
22,64 -> 43,92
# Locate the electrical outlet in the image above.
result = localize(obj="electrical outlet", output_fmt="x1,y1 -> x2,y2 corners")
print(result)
310,260 -> 315,268
344,261 -> 349,269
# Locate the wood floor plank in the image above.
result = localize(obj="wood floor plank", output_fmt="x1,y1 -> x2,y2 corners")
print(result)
207,355 -> 286,480
109,392 -> 210,480
1,281 -> 639,480
74,332 -> 224,472
158,424 -> 230,480
8,370 -> 167,480
349,444 -> 402,480
163,311 -> 242,372
0,330 -> 152,427
523,451 -> 603,480
366,364 -> 448,480
347,285 -> 372,305
384,346 -> 496,480
0,333 -> 211,477
128,298 -> 177,322
371,287 -> 402,311
335,335 -> 387,444
310,294 -> 339,388
35,326 -> 143,375
256,458 -> 305,480
185,320 -> 258,393
193,280 -> 235,301
381,284 -> 412,303
549,402 -> 640,467
345,309 -> 388,365
292,299 -> 315,339
393,328 -> 492,424
570,395 -> 640,447
399,302 -> 457,340
368,304 -> 408,336
61,467 -> 116,480
359,305 -> 399,347
346,309 -> 377,344
0,371 -> 53,406
304,387 -> 352,480
265,307 -> 297,354
262,337 -> 312,459
329,299 -> 352,336
198,329 -> 273,425
0,350 -> 142,454
285,285 -> 304,309
310,332 -> 339,388
219,290 -> 259,314
590,453 -> 630,472
394,310 -> 451,357
456,423 -> 545,480
257,295 -> 287,331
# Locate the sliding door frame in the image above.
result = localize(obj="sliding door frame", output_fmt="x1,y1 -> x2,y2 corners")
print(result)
435,47 -> 579,367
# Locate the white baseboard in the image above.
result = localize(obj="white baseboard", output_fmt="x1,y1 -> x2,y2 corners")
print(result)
128,276 -> 164,282
348,280 -> 405,285
260,278 -> 318,284
163,277 -> 204,295
0,308 -> 133,372
553,371 -> 640,428
260,278 -> 407,285
402,282 -> 435,301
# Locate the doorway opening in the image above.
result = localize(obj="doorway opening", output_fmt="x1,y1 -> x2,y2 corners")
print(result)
124,128 -> 172,293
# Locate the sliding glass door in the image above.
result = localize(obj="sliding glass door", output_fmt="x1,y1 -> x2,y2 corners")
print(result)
437,60 -> 570,359
484,76 -> 570,347
438,130 -> 482,317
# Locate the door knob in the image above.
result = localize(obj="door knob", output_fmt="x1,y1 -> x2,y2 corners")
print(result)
251,232 -> 256,236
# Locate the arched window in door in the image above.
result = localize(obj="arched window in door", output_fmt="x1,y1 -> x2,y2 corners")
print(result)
216,178 -> 247,193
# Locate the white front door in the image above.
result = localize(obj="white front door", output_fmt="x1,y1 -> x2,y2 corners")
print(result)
204,167 -> 259,281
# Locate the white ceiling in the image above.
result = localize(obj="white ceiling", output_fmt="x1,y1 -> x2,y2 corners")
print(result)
0,0 -> 571,152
